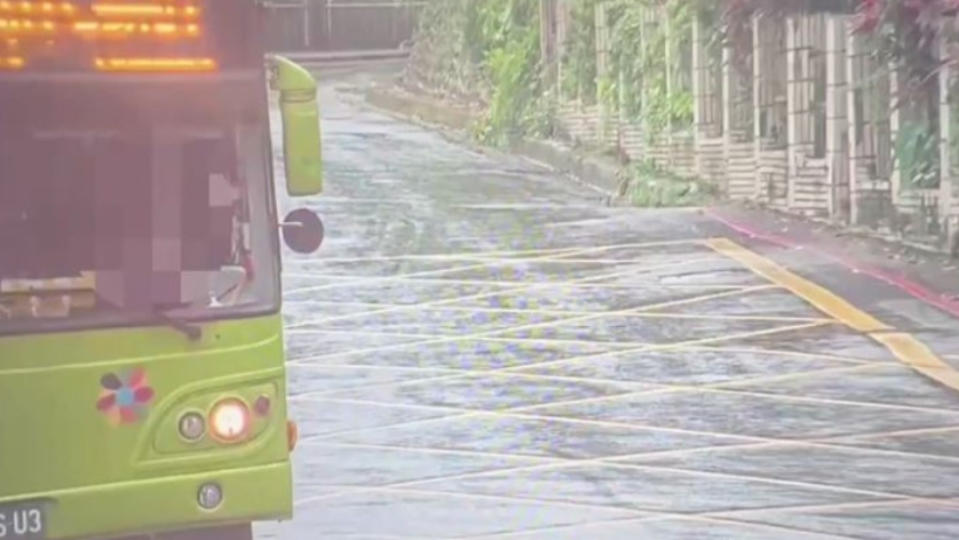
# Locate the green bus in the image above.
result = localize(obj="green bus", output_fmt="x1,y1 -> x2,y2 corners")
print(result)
0,2 -> 324,538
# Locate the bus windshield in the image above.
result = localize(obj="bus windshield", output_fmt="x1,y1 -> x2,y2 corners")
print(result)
0,91 -> 279,333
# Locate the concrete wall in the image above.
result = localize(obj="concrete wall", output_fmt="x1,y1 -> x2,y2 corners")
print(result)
727,141 -> 756,201
544,2 -> 958,250
698,137 -> 727,191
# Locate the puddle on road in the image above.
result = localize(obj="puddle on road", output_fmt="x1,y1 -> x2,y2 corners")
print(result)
533,389 -> 959,440
324,372 -> 640,411
288,338 -> 613,371
499,316 -> 803,346
327,414 -> 747,460
414,463 -> 885,514
517,347 -> 866,386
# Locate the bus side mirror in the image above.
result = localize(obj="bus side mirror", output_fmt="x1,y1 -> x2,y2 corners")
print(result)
281,208 -> 324,254
269,55 -> 323,197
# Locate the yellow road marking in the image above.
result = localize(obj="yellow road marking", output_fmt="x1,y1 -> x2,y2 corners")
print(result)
490,320 -> 832,383
288,307 -> 828,326
283,283 -> 748,293
450,517 -> 660,540
293,361 -> 849,396
709,498 -> 959,519
707,238 -> 959,391
293,482 -> 863,540
286,242 -> 715,296
295,395 -> 959,471
285,298 -> 796,318
285,256 -> 723,329
287,239 -> 707,264
306,404 -> 959,467
309,442 -> 927,509
818,424 -> 959,441
290,285 -> 788,363
301,441 -> 555,463
678,345 -> 882,365
292,362 -> 907,415
708,362 -> 884,388
296,484 -> 654,515
285,244 -> 620,295
283,273 -> 741,288
295,321 -> 832,403
600,429 -> 959,467
286,257 -> 704,268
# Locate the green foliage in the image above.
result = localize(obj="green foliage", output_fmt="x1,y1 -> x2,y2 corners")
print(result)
561,0 -> 598,103
408,0 -> 544,146
896,121 -> 941,190
600,1 -> 694,140
627,159 -> 716,207
604,1 -> 643,116
405,1 -> 480,100
950,101 -> 959,176
473,0 -> 548,145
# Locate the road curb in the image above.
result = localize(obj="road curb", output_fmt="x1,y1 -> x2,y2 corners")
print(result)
364,85 -> 621,198
365,84 -> 477,132
363,83 -> 958,264
510,139 -> 621,196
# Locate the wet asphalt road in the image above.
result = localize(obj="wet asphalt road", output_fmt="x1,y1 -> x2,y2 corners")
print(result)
257,71 -> 959,539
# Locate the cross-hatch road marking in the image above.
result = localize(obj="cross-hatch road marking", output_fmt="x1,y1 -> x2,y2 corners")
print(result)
707,237 -> 959,392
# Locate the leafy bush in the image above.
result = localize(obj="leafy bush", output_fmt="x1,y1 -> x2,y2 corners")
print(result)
601,1 -> 694,139
475,0 -> 547,145
408,0 -> 545,146
896,121 -> 941,190
561,0 -> 598,103
627,160 -> 716,207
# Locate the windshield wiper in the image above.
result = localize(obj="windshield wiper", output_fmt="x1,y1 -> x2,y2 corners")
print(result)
95,294 -> 203,341
151,303 -> 203,341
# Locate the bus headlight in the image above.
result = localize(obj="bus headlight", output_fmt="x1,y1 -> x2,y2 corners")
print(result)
146,382 -> 278,457
209,398 -> 250,443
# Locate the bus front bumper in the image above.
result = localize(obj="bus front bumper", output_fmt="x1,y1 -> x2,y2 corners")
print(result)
34,461 -> 293,540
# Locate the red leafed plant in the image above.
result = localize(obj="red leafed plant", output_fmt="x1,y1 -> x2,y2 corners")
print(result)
711,0 -> 959,95
852,0 -> 959,95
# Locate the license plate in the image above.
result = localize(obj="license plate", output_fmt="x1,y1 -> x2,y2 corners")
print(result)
0,502 -> 45,540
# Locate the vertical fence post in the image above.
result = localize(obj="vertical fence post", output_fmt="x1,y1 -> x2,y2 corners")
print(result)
556,2 -> 569,101
846,20 -> 860,225
539,0 -> 553,137
540,0 -> 556,83
639,5 -> 648,157
720,22 -> 733,197
595,1 -> 609,147
825,14 -> 847,221
303,0 -> 311,49
721,27 -> 732,140
618,51 -> 626,149
664,3 -> 674,166
939,19 -> 955,249
752,13 -> 763,200
541,0 -> 559,138
786,15 -> 799,209
889,64 -> 901,206
326,0 -> 333,52
692,10 -> 702,177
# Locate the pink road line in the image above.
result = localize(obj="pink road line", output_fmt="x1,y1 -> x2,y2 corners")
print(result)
707,209 -> 959,319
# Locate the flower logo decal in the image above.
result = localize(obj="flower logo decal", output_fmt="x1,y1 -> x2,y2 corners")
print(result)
96,368 -> 155,426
